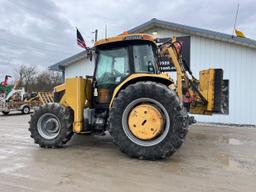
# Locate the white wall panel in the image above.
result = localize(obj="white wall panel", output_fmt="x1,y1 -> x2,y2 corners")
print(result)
65,57 -> 95,78
190,36 -> 256,125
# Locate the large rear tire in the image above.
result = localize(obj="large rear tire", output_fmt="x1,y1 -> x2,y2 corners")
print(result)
29,103 -> 74,148
109,81 -> 188,160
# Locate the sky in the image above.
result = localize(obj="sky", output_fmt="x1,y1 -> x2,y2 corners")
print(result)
0,0 -> 255,80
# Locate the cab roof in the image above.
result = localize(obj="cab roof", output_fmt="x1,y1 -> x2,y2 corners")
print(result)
94,33 -> 156,47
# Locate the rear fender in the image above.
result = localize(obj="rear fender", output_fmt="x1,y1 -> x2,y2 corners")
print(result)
109,73 -> 173,108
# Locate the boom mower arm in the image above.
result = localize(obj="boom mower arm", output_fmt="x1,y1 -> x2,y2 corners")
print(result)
158,37 -> 223,115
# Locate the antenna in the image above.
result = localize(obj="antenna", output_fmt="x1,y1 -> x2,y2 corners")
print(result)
95,29 -> 98,42
105,24 -> 108,39
232,3 -> 240,36
92,29 -> 98,42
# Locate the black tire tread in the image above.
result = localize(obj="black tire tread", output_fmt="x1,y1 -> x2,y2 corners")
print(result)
22,106 -> 30,114
109,81 -> 188,160
29,103 -> 74,148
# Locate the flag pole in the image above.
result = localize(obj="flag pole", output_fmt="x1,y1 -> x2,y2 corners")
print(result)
232,3 -> 240,36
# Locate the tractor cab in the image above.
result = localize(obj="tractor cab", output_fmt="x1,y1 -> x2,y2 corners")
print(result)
94,33 -> 160,104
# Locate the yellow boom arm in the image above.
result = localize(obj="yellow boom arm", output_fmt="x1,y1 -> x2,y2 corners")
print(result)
160,37 -> 223,115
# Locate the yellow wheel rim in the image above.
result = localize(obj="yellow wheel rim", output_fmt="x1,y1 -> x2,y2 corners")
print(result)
127,104 -> 164,140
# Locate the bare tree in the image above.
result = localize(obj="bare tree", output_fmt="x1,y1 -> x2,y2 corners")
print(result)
14,65 -> 62,93
50,71 -> 62,86
31,71 -> 62,92
15,65 -> 37,92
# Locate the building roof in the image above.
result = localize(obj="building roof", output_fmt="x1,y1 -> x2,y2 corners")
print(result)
49,50 -> 87,71
49,18 -> 256,71
129,18 -> 256,49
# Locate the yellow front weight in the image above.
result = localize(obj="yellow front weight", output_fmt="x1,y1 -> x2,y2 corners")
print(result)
128,104 -> 164,140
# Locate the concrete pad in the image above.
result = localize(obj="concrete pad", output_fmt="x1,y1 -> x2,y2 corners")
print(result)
0,113 -> 256,192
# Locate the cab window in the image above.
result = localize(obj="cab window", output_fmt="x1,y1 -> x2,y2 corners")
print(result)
96,47 -> 129,88
133,44 -> 156,73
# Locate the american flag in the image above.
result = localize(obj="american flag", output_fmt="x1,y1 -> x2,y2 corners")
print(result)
76,28 -> 87,49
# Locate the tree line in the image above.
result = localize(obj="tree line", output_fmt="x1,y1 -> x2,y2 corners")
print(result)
14,65 -> 62,93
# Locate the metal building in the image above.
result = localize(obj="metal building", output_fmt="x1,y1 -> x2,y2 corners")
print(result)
49,18 -> 256,125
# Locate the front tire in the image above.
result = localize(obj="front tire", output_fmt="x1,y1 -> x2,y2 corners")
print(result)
109,81 -> 188,160
29,103 -> 74,148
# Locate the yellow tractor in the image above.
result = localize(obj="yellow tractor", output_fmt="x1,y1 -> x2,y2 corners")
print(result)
29,33 -> 223,160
